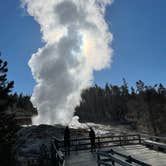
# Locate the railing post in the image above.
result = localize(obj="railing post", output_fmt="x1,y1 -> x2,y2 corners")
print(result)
110,149 -> 115,166
97,153 -> 100,166
98,136 -> 101,149
112,161 -> 115,166
119,136 -> 122,146
138,134 -> 141,144
126,155 -> 132,163
75,136 -> 78,151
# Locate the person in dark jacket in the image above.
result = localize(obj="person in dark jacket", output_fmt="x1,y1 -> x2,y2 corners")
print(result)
64,126 -> 70,155
89,127 -> 96,152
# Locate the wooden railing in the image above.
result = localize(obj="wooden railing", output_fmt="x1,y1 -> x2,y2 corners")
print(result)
97,149 -> 151,166
53,134 -> 142,152
140,134 -> 166,143
51,137 -> 65,166
52,134 -> 166,166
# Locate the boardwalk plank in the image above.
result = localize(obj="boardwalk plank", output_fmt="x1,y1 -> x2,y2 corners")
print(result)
65,145 -> 166,166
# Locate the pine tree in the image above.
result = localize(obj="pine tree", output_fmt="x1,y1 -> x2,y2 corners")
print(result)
0,54 -> 16,166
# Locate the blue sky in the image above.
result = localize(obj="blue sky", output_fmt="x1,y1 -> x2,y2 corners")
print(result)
0,0 -> 166,94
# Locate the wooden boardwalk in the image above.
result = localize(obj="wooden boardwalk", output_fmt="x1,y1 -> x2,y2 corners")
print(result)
113,145 -> 166,166
65,150 -> 97,166
65,145 -> 166,166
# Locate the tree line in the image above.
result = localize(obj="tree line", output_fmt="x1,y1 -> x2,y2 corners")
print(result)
0,54 -> 37,166
75,79 -> 166,136
10,93 -> 38,116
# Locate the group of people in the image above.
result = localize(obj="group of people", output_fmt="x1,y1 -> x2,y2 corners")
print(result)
64,126 -> 96,155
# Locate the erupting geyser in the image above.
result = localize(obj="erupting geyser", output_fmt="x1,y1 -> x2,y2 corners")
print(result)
22,0 -> 113,125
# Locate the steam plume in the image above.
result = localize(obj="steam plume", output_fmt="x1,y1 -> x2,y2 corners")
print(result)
22,0 -> 113,125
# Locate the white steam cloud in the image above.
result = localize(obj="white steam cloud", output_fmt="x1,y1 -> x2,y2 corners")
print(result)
22,0 -> 113,125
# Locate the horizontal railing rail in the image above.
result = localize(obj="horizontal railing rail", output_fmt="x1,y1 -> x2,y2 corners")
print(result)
143,139 -> 166,152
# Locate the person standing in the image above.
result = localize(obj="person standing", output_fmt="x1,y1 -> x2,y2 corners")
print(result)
89,127 -> 96,152
64,126 -> 70,155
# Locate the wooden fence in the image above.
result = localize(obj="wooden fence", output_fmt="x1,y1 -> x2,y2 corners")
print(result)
53,134 -> 142,152
52,134 -> 166,166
